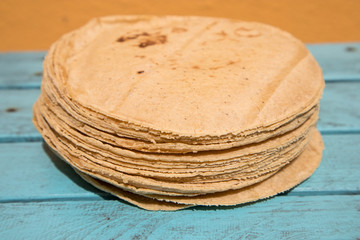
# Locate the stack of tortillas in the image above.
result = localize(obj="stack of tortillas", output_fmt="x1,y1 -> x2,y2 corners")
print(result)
33,15 -> 325,211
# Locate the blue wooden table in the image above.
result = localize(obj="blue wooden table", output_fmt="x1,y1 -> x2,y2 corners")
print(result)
1,43 -> 360,239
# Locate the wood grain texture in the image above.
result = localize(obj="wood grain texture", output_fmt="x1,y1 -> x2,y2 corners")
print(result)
0,89 -> 41,142
0,134 -> 359,202
307,43 -> 360,81
318,82 -> 360,133
1,0 -> 360,50
288,134 -> 360,195
0,142 -> 107,202
0,52 -> 45,89
0,196 -> 359,239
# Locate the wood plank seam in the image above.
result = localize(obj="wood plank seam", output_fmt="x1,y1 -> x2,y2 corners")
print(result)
2,190 -> 360,204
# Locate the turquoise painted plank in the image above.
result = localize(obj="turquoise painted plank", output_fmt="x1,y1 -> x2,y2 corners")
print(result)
1,134 -> 359,202
0,89 -> 41,142
0,195 -> 359,239
289,133 -> 360,195
307,42 -> 360,81
318,82 -> 360,133
0,142 -> 107,202
0,43 -> 359,89
1,82 -> 360,142
0,52 -> 45,89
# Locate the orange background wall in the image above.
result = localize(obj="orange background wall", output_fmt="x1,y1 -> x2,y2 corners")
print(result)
1,0 -> 359,51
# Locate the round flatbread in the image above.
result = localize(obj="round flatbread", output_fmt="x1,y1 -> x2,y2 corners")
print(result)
33,15 -> 325,211
45,15 -> 324,141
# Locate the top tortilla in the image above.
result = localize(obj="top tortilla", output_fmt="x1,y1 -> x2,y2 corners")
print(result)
47,15 -> 324,138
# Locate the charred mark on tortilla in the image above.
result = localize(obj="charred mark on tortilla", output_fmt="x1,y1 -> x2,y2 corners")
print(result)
138,40 -> 156,48
117,32 -> 167,48
138,35 -> 167,48
116,32 -> 149,42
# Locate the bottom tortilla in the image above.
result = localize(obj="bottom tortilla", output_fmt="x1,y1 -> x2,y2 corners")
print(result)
76,169 -> 191,211
72,129 -> 323,211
